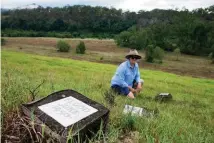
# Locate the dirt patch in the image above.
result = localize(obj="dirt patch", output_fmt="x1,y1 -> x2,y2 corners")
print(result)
140,60 -> 214,79
4,37 -> 128,53
1,110 -> 51,143
118,131 -> 141,143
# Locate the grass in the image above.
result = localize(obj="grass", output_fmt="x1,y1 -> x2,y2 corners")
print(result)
2,50 -> 214,142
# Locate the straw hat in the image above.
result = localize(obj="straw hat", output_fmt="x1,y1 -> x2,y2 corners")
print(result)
125,49 -> 141,59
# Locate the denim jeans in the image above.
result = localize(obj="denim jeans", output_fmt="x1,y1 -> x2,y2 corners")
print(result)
111,79 -> 144,96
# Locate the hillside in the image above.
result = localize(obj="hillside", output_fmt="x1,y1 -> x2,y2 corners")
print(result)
2,37 -> 214,79
2,50 -> 214,142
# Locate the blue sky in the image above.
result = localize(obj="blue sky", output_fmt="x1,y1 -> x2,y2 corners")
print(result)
1,0 -> 214,11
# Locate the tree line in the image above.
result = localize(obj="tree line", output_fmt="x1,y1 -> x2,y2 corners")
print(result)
1,5 -> 214,56
115,7 -> 214,56
1,5 -> 136,38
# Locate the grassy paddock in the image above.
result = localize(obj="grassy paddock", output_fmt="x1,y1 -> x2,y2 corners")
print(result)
1,50 -> 214,142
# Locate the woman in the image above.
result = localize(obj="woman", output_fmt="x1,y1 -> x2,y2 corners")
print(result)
111,49 -> 144,99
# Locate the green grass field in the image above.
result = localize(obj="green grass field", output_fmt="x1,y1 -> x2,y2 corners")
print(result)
2,50 -> 214,142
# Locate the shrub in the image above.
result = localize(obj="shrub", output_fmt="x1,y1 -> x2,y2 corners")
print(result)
56,40 -> 70,52
174,48 -> 181,61
1,38 -> 6,46
145,45 -> 155,63
153,46 -> 165,63
76,41 -> 86,54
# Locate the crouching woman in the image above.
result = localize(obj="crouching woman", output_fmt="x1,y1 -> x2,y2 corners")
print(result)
111,49 -> 144,99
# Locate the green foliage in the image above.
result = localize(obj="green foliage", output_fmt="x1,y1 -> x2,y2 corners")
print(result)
115,31 -> 131,47
76,41 -> 86,54
135,29 -> 149,50
1,38 -> 6,46
174,48 -> 181,61
121,114 -> 136,131
1,29 -> 116,39
103,89 -> 116,107
145,45 -> 164,63
115,20 -> 213,56
116,27 -> 149,50
56,40 -> 70,52
145,45 -> 155,63
153,46 -> 165,63
1,5 -> 136,38
115,8 -> 214,56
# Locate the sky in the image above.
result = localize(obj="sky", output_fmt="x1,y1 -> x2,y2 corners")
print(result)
1,0 -> 214,11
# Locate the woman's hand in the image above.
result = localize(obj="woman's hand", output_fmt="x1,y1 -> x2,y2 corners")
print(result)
128,86 -> 137,93
136,82 -> 142,93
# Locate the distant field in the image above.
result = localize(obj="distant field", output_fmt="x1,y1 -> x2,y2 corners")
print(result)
2,50 -> 214,142
2,37 -> 214,79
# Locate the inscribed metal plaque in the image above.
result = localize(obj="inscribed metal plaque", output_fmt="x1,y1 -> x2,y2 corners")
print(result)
38,96 -> 98,127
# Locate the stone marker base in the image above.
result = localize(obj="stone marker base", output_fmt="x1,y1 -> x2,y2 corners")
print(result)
155,93 -> 172,102
22,89 -> 109,142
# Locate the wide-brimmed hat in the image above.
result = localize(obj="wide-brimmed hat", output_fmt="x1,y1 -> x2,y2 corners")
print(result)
125,49 -> 141,59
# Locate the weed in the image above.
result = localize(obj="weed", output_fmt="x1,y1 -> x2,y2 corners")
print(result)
121,114 -> 136,132
103,89 -> 117,107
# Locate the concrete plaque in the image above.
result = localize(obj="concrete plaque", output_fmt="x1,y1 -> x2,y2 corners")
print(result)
123,104 -> 157,117
38,96 -> 98,127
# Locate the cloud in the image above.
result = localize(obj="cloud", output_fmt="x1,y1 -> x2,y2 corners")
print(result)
118,0 -> 214,11
1,0 -> 121,8
1,0 -> 214,10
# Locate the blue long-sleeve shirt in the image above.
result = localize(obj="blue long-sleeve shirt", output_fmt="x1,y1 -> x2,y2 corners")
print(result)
111,60 -> 141,88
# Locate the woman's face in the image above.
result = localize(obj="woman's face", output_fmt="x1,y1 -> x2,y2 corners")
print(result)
129,56 -> 138,65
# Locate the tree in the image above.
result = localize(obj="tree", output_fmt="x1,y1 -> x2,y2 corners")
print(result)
115,31 -> 131,47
